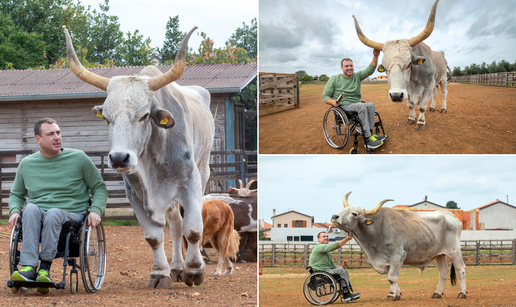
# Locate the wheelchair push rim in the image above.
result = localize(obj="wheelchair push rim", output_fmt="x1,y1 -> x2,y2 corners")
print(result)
80,221 -> 107,293
323,107 -> 350,149
303,271 -> 338,305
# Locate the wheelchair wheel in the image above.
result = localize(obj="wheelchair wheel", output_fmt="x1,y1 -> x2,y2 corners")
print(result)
80,222 -> 107,293
9,225 -> 20,276
303,271 -> 338,305
323,107 -> 350,149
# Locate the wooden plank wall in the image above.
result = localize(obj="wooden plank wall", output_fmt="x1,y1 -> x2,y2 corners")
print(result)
259,72 -> 299,115
451,72 -> 516,87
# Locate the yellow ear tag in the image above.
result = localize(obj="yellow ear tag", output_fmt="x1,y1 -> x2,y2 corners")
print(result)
95,112 -> 105,119
160,117 -> 169,125
378,67 -> 385,72
366,220 -> 372,225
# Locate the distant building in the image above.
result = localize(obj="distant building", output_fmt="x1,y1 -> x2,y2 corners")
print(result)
475,200 -> 516,230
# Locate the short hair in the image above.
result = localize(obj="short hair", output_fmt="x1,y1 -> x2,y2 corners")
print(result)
341,58 -> 353,66
34,118 -> 57,137
317,231 -> 327,239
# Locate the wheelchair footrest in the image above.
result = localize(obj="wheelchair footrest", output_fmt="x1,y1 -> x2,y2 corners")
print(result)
8,279 -> 64,290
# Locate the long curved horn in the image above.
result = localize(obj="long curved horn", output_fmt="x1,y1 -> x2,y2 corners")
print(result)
342,191 -> 352,208
147,26 -> 197,91
364,199 -> 394,215
63,26 -> 110,91
352,15 -> 384,51
408,0 -> 439,47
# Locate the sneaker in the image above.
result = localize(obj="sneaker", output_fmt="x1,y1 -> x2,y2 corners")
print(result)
364,135 -> 383,149
11,266 -> 37,282
373,134 -> 387,142
36,269 -> 51,294
344,292 -> 361,302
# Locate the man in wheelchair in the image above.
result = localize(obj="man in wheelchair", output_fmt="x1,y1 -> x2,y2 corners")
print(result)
309,232 -> 361,302
322,49 -> 387,150
8,118 -> 107,293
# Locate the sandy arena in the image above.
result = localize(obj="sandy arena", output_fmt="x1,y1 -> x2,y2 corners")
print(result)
0,224 -> 257,306
259,83 -> 516,154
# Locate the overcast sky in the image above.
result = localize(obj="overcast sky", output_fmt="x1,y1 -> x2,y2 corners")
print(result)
259,0 -> 516,77
259,155 -> 516,224
78,0 -> 257,51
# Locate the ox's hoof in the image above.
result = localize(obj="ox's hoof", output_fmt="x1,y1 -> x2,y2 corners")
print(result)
385,295 -> 400,301
431,293 -> 442,298
170,269 -> 185,282
429,107 -> 435,112
406,119 -> 416,125
440,109 -> 447,114
457,292 -> 467,299
146,274 -> 172,289
184,272 -> 205,286
416,123 -> 426,131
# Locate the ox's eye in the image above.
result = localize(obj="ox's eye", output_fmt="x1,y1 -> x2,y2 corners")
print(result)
352,213 -> 357,217
406,62 -> 411,70
139,113 -> 149,122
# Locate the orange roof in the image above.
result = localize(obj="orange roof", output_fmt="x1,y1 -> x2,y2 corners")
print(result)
261,221 -> 272,229
392,205 -> 410,208
313,222 -> 332,228
474,200 -> 500,210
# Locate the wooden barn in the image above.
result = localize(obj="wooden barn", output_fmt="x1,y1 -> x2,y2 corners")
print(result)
0,63 -> 257,219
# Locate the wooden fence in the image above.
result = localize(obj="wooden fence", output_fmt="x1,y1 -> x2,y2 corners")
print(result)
451,72 -> 516,87
259,72 -> 299,116
1,150 -> 257,220
259,239 -> 516,268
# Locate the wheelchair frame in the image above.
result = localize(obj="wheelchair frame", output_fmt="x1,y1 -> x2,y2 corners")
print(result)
7,213 -> 107,294
303,266 -> 354,305
323,104 -> 387,154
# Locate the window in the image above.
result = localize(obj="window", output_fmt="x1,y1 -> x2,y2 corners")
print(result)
300,235 -> 313,242
284,224 -> 288,228
277,224 -> 281,228
287,236 -> 300,241
287,236 -> 293,241
293,236 -> 300,241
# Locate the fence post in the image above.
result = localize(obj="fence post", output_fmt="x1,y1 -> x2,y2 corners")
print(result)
272,244 -> 275,267
513,240 -> 515,265
304,244 -> 308,267
239,152 -> 246,183
476,242 -> 480,266
337,247 -> 341,266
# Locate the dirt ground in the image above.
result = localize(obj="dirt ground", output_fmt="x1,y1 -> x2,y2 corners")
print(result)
259,83 -> 516,154
259,265 -> 516,307
0,224 -> 257,307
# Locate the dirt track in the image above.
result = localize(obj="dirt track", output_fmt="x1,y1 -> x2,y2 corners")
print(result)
259,83 -> 516,154
0,225 -> 257,306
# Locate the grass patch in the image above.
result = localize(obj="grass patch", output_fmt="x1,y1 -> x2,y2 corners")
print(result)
102,220 -> 138,226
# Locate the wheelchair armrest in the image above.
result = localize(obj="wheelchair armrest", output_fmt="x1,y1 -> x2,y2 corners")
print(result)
306,266 -> 314,274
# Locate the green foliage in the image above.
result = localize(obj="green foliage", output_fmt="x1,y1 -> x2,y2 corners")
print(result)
187,32 -> 255,65
446,201 -> 460,209
0,11 -> 47,69
299,75 -> 313,82
116,29 -> 155,66
225,18 -> 257,58
453,59 -> 516,76
158,15 -> 186,63
295,70 -> 307,78
230,79 -> 257,152
259,228 -> 266,240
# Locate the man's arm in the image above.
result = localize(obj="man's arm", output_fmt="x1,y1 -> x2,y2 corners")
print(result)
81,152 -> 107,227
337,234 -> 353,247
322,76 -> 339,106
8,162 -> 27,227
371,49 -> 380,67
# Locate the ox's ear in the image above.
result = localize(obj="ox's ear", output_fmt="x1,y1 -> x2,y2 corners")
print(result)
412,56 -> 426,65
360,216 -> 374,226
92,106 -> 105,119
151,107 -> 175,129
377,64 -> 386,73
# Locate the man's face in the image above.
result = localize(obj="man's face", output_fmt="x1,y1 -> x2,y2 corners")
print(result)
341,60 -> 354,78
36,123 -> 62,157
318,233 -> 329,244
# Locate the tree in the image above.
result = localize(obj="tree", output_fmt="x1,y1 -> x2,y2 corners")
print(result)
187,32 -> 255,65
452,67 -> 462,76
295,70 -> 307,78
299,75 -> 313,82
225,18 -> 257,58
0,12 -> 47,69
115,29 -> 155,66
446,201 -> 459,209
158,15 -> 186,63
259,228 -> 266,240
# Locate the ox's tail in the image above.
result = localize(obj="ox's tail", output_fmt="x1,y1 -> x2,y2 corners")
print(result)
228,230 -> 241,260
450,263 -> 457,286
447,66 -> 452,82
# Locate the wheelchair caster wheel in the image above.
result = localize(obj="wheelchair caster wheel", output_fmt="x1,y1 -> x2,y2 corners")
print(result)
71,282 -> 78,294
349,148 -> 357,154
11,287 -> 18,294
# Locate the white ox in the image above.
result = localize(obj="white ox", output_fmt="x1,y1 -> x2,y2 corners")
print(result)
331,192 -> 467,301
353,0 -> 451,131
64,26 -> 214,288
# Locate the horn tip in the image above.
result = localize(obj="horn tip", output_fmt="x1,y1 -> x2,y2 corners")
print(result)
62,25 -> 66,29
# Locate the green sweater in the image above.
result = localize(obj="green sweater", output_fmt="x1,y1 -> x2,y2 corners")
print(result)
322,64 -> 375,105
9,148 -> 107,217
309,242 -> 341,271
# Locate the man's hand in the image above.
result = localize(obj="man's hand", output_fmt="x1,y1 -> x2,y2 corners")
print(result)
9,213 -> 20,228
326,98 -> 339,107
87,212 -> 102,227
342,260 -> 349,269
373,49 -> 381,57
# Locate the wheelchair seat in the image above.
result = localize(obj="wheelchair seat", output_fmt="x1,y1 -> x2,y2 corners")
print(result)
8,212 -> 106,294
323,101 -> 388,154
303,266 -> 355,305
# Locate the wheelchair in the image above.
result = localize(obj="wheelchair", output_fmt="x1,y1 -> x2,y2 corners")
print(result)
7,212 -> 107,294
303,266 -> 356,305
323,102 -> 387,154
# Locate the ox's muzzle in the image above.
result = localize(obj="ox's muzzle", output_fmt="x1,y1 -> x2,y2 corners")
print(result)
389,92 -> 404,102
109,152 -> 131,170
331,214 -> 339,221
